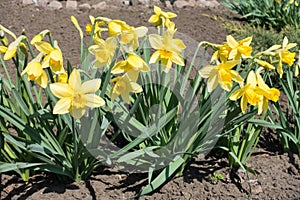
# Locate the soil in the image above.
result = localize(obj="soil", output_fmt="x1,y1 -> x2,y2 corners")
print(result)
0,0 -> 300,200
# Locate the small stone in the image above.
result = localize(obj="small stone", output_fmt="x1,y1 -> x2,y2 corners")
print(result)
188,0 -> 196,7
197,0 -> 220,8
130,0 -> 139,6
66,0 -> 77,9
38,0 -> 49,7
123,0 -> 130,6
165,0 -> 173,9
92,1 -> 107,9
48,0 -> 63,10
252,185 -> 263,195
22,0 -> 34,5
173,0 -> 190,8
78,3 -> 91,12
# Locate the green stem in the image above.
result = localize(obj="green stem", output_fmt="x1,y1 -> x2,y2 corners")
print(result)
72,118 -> 80,182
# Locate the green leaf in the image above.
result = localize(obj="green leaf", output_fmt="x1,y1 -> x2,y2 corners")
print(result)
0,162 -> 44,173
137,156 -> 185,197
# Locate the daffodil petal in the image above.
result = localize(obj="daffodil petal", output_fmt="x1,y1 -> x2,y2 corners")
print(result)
53,98 -> 71,114
68,69 -> 81,91
149,34 -> 163,50
84,94 -> 105,108
80,79 -> 101,94
50,83 -> 73,98
70,107 -> 86,119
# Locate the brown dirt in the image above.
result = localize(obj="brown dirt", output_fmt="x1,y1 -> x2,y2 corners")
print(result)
0,0 -> 300,200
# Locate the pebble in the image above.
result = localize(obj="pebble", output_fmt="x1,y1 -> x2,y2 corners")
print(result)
78,3 -> 91,12
66,0 -> 77,10
22,0 -> 34,5
48,0 -> 63,10
92,1 -> 107,9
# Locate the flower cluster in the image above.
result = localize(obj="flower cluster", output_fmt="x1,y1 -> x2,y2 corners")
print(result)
199,35 -> 296,114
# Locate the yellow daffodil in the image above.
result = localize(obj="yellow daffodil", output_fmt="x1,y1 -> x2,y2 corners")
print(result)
4,35 -> 27,60
112,54 -> 150,81
229,71 -> 262,113
89,37 -> 117,68
255,68 -> 280,114
34,41 -> 64,73
148,6 -> 177,29
211,43 -> 231,63
120,26 -> 148,51
295,1 -> 299,6
86,16 -> 107,42
21,61 -> 48,88
276,37 -> 296,78
108,20 -> 131,36
110,74 -> 142,103
199,60 -> 243,92
290,0 -> 294,4
30,30 -> 50,45
50,69 -> 105,119
226,35 -> 252,60
149,30 -> 186,72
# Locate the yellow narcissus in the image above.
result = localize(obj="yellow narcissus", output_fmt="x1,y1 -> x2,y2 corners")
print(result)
21,61 -> 48,88
107,20 -> 131,36
148,6 -> 177,29
149,30 -> 186,72
112,54 -> 150,81
229,70 -> 262,113
199,60 -> 243,92
4,35 -> 27,60
50,69 -> 105,119
110,74 -> 142,103
276,36 -> 297,78
34,41 -> 64,73
120,26 -> 148,51
226,35 -> 253,60
255,68 -> 280,114
89,37 -> 117,68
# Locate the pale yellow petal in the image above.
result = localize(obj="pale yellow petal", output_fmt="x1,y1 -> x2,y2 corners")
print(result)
80,79 -> 101,94
241,95 -> 248,113
53,98 -> 71,114
35,41 -> 54,55
50,83 -> 73,98
68,69 -> 81,91
149,34 -> 163,50
207,70 -> 218,92
199,65 -> 215,78
227,35 -> 239,48
246,71 -> 257,87
135,26 -> 148,37
70,107 -> 86,119
149,51 -> 160,64
83,94 -> 105,108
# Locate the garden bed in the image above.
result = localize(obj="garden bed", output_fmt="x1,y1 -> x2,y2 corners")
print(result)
0,0 -> 300,199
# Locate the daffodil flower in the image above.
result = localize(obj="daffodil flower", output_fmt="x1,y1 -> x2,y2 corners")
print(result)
53,71 -> 68,83
21,61 -> 48,88
50,69 -> 105,119
120,26 -> 148,51
110,73 -> 142,103
107,20 -> 131,36
255,68 -> 280,114
275,37 -> 297,78
86,16 -> 107,42
226,35 -> 252,60
30,30 -> 50,45
34,41 -> 64,73
211,43 -> 231,63
148,6 -> 177,29
89,37 -> 117,68
112,54 -> 150,81
199,60 -> 243,92
4,35 -> 27,60
149,30 -> 186,72
229,71 -> 262,113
